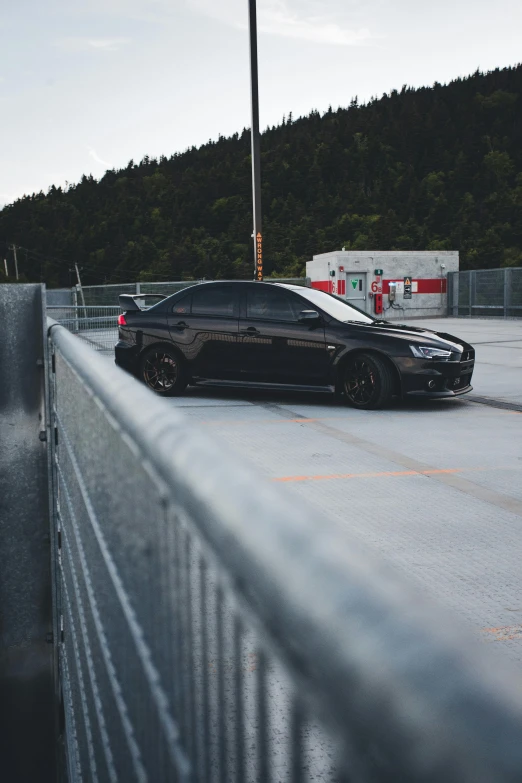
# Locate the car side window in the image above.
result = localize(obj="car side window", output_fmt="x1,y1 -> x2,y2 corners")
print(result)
246,288 -> 300,322
171,295 -> 191,315
191,287 -> 237,317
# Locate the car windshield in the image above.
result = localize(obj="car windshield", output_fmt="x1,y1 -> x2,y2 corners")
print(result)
291,287 -> 374,324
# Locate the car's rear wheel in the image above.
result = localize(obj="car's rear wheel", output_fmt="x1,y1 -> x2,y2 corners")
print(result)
139,347 -> 187,396
342,353 -> 393,410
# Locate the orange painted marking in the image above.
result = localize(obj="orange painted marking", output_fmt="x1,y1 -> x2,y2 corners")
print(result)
482,625 -> 522,642
288,417 -> 322,423
272,466 -> 517,484
201,416 -> 333,427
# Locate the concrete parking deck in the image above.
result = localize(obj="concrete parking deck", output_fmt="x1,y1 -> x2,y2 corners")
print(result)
167,318 -> 522,665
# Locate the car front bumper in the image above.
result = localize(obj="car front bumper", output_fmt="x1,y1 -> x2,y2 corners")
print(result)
405,384 -> 473,399
396,354 -> 475,398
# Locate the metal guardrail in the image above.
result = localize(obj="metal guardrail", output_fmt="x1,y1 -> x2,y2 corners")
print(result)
47,316 -> 522,783
47,306 -> 119,354
449,267 -> 522,317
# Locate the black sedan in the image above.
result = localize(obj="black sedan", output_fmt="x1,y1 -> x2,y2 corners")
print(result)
115,281 -> 475,410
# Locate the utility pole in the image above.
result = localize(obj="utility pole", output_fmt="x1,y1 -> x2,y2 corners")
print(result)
74,262 -> 87,317
12,245 -> 19,280
248,0 -> 263,281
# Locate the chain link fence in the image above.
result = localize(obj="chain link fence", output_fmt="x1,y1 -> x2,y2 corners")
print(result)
449,268 -> 522,317
74,279 -> 310,307
48,279 -> 312,356
47,306 -> 119,355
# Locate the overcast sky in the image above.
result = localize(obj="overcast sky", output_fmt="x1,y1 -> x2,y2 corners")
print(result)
1,0 -> 521,206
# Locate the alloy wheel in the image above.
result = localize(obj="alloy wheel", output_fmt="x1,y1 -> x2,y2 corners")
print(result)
143,352 -> 178,391
344,358 -> 377,405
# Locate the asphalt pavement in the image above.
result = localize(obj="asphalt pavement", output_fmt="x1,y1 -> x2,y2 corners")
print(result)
167,317 -> 522,665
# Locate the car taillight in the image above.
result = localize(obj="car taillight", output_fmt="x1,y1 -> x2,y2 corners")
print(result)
118,314 -> 127,326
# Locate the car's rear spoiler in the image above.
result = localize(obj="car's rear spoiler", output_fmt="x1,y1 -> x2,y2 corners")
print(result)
118,294 -> 167,311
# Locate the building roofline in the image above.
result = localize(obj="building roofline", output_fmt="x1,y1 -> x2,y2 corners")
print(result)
311,250 -> 458,259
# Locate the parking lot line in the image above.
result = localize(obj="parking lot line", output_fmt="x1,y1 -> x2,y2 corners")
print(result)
467,396 -> 522,414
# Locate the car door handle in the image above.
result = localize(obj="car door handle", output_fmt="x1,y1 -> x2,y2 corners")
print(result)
175,321 -> 189,329
240,327 -> 260,336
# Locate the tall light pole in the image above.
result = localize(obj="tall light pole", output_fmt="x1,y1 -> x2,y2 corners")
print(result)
248,0 -> 263,281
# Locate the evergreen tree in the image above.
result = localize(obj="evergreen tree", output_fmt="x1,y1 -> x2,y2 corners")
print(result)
1,65 -> 522,286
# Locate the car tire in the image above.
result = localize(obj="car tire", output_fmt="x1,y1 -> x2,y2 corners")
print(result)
341,352 -> 394,410
139,346 -> 187,397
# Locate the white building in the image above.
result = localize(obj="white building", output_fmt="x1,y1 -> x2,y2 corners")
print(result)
306,250 -> 459,320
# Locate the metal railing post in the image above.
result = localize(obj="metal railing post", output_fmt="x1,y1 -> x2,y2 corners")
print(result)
504,268 -> 511,318
453,272 -> 459,316
469,270 -> 475,316
72,287 -> 79,332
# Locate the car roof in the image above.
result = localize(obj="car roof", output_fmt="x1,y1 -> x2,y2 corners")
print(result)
184,281 -> 305,290
168,280 -> 307,292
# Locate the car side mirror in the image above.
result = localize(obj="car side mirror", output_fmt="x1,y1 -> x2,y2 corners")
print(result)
298,310 -> 321,324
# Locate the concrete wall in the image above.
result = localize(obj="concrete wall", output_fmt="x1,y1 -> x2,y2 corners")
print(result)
0,284 -> 56,781
307,251 -> 459,320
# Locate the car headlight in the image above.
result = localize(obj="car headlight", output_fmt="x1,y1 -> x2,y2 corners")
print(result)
409,345 -> 452,360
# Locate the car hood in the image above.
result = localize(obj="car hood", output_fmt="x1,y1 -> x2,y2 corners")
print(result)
341,320 -> 473,352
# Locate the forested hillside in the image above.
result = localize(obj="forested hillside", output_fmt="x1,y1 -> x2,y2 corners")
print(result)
1,64 -> 522,287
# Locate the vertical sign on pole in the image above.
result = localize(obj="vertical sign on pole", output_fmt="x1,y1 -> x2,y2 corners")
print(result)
248,0 -> 263,280
256,232 -> 263,281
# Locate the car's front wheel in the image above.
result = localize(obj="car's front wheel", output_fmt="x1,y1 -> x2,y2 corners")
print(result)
342,353 -> 394,410
139,347 -> 187,396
